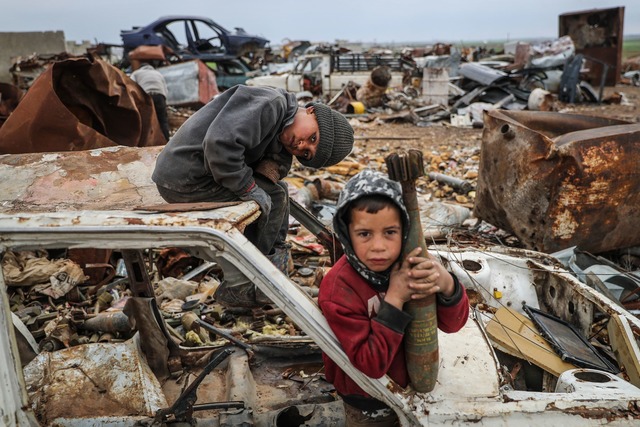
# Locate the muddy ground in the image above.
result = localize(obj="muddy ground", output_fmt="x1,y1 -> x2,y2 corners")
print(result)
350,83 -> 639,171
340,84 -> 640,207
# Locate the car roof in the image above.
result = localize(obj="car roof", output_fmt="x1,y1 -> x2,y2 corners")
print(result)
147,16 -> 229,33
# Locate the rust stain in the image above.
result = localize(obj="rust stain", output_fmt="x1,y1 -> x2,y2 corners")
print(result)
475,110 -> 640,253
386,379 -> 405,394
126,218 -> 145,225
0,146 -> 165,213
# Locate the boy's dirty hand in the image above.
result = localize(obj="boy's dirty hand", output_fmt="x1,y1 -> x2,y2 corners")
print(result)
240,185 -> 272,216
386,247 -> 429,309
407,252 -> 455,299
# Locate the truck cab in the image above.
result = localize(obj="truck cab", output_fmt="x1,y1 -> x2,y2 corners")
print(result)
247,53 -> 408,98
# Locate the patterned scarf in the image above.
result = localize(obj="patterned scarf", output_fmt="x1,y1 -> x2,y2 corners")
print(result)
333,169 -> 410,291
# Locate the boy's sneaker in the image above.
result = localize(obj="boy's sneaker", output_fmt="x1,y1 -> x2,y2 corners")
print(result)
214,245 -> 292,307
213,277 -> 253,308
266,244 -> 292,276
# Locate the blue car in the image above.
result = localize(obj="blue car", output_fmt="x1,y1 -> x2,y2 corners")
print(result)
121,15 -> 269,62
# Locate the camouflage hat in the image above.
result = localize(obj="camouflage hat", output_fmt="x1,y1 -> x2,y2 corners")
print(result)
333,169 -> 410,290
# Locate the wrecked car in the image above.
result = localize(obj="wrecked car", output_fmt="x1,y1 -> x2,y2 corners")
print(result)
120,15 -> 269,64
209,57 -> 264,91
246,52 -> 411,98
2,145 -> 640,426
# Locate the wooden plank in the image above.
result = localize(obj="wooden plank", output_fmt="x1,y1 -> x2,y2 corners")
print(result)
608,313 -> 640,388
486,307 -> 576,377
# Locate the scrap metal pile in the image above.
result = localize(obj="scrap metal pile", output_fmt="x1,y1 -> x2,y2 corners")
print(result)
5,248 -> 314,356
323,34 -> 632,128
2,6 -> 640,426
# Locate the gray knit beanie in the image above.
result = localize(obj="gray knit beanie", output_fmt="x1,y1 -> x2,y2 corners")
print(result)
299,102 -> 354,169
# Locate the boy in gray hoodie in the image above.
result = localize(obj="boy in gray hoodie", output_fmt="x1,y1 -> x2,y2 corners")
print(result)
152,85 -> 354,273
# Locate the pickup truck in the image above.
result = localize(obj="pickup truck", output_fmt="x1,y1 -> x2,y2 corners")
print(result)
2,146 -> 640,426
246,52 -> 413,97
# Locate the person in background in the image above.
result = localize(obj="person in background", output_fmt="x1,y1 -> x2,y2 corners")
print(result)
130,61 -> 170,140
318,169 -> 469,426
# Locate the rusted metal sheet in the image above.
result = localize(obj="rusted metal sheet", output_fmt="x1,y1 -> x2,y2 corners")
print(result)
23,338 -> 167,421
0,145 -> 165,212
474,110 -> 640,254
559,7 -> 625,86
0,83 -> 24,129
158,60 -> 219,108
0,145 -> 259,232
0,56 -> 166,154
0,145 -> 260,231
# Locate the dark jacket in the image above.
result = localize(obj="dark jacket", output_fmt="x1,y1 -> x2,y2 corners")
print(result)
152,85 -> 297,195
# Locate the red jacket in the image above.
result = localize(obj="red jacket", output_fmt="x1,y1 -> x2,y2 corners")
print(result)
318,255 -> 469,399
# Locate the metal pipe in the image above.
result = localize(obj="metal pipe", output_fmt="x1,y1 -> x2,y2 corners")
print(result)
82,311 -> 132,333
427,172 -> 473,195
289,198 -> 344,264
386,149 -> 439,393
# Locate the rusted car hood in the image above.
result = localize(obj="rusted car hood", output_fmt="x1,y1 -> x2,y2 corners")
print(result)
474,110 -> 640,254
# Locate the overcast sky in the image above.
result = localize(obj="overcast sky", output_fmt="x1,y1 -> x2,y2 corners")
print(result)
1,1 -> 637,46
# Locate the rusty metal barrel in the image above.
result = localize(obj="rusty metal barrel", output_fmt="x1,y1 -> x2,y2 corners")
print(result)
385,149 -> 439,392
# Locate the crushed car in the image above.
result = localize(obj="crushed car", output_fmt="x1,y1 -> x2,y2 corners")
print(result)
208,57 -> 264,91
121,15 -> 269,69
2,145 -> 640,426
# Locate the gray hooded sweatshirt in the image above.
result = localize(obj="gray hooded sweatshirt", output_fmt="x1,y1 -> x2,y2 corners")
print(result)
152,85 -> 297,196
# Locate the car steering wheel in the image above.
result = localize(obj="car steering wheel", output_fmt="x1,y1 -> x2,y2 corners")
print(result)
196,37 -> 222,50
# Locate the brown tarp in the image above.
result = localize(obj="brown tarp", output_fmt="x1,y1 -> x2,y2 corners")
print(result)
0,56 -> 166,154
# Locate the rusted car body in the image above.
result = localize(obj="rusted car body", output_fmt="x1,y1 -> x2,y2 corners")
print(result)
121,16 -> 269,62
0,57 -> 166,154
1,146 -> 640,426
474,110 -> 640,254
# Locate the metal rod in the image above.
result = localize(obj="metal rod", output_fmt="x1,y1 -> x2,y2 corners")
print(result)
195,318 -> 255,354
